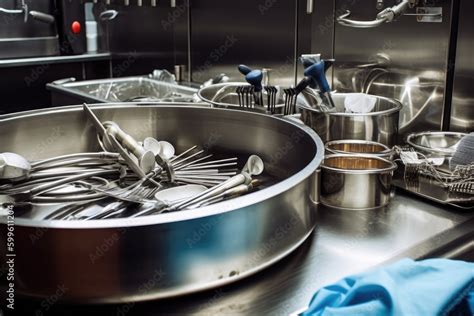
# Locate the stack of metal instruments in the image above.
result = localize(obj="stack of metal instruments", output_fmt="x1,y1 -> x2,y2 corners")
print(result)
0,104 -> 265,220
392,132 -> 474,208
235,65 -> 279,114
283,56 -> 336,115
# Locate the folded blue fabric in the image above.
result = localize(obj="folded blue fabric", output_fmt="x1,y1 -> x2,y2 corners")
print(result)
302,259 -> 474,316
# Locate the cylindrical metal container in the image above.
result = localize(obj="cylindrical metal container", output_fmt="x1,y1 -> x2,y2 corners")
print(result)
0,103 -> 324,303
325,139 -> 392,158
320,154 -> 397,210
299,93 -> 402,147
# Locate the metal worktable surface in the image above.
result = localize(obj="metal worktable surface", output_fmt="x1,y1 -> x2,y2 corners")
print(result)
14,190 -> 474,315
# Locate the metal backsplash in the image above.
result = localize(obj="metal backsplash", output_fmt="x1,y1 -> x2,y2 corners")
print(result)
0,0 -> 59,58
450,0 -> 474,132
331,0 -> 453,137
187,0 -> 469,136
92,0 -> 189,76
189,0 -> 298,86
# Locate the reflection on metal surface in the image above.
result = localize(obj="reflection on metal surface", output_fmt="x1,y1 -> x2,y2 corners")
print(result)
364,71 -> 444,134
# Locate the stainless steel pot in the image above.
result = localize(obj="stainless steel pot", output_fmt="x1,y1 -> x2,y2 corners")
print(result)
325,139 -> 392,158
299,93 -> 402,147
320,154 -> 397,210
0,103 -> 324,303
198,82 -> 286,114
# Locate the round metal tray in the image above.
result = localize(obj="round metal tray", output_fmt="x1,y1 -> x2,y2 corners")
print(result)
0,103 -> 324,303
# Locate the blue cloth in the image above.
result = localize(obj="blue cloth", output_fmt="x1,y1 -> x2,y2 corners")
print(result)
302,259 -> 474,316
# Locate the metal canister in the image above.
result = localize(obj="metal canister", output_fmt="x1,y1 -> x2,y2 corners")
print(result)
320,154 -> 397,210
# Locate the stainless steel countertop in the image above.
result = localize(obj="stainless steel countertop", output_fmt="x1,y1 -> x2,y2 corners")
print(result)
13,190 -> 474,315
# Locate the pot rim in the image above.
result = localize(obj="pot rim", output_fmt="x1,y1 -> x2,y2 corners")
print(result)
321,154 -> 397,174
299,92 -> 402,117
197,82 -> 286,108
325,139 -> 392,155
406,131 -> 468,155
1,103 -> 325,229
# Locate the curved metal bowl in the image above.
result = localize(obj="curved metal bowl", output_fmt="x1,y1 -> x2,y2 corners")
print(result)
0,103 -> 324,303
298,93 -> 402,146
407,131 -> 468,157
198,82 -> 286,114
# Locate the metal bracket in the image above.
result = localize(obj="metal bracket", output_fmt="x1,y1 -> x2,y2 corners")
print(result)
338,0 -> 441,27
407,7 -> 443,23
307,0 -> 314,14
0,1 -> 28,23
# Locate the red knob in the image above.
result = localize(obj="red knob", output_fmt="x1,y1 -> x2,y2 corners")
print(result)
71,21 -> 81,34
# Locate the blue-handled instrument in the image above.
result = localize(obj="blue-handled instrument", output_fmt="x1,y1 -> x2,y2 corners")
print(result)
237,65 -> 264,106
238,64 -> 253,76
304,60 -> 336,108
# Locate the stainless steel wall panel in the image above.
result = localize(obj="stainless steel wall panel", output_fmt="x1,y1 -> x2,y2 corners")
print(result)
190,0 -> 297,86
450,0 -> 474,131
0,0 -> 56,38
93,0 -> 189,75
332,0 -> 453,137
0,0 -> 59,58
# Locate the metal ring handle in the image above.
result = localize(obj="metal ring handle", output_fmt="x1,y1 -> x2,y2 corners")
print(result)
337,10 -> 387,28
100,9 -> 118,21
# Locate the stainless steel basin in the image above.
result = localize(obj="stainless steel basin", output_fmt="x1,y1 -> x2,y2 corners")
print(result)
47,77 -> 198,106
0,103 -> 324,303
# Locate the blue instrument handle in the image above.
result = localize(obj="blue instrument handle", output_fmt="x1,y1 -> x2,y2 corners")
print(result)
246,70 -> 263,92
238,64 -> 253,76
304,60 -> 331,93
